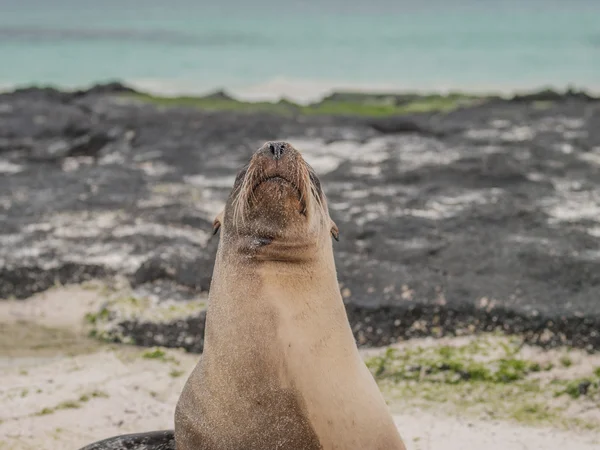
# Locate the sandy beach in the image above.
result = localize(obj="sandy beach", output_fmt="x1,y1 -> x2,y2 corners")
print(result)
1,284 -> 599,450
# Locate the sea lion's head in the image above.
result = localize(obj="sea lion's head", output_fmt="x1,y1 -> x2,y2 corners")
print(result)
212,141 -> 338,261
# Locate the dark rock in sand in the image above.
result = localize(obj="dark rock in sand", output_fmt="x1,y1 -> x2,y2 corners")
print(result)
131,236 -> 218,292
1,85 -> 600,353
0,263 -> 110,299
113,311 -> 207,353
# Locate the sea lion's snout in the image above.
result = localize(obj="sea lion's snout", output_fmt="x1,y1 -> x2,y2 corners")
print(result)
216,141 -> 338,253
225,141 -> 308,228
249,141 -> 305,203
256,140 -> 297,163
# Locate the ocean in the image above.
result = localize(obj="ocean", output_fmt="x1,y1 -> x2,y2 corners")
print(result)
1,0 -> 599,102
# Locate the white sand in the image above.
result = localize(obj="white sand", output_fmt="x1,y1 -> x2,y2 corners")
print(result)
393,413 -> 599,450
1,286 -> 599,450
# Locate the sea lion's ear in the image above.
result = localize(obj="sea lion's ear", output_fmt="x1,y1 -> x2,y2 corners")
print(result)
212,211 -> 223,236
330,221 -> 339,242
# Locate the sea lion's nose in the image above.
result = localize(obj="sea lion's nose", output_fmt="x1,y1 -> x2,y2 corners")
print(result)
264,141 -> 287,160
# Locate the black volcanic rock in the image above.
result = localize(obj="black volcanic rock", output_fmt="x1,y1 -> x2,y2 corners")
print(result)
367,116 -> 431,135
77,81 -> 138,96
1,85 -> 600,353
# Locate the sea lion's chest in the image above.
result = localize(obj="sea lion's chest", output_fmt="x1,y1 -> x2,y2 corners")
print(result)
176,300 -> 323,450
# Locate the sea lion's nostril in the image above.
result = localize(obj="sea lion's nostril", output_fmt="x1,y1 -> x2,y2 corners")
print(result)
268,142 -> 285,160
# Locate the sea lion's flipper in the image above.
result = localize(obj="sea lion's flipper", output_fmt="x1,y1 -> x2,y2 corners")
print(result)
78,430 -> 175,450
212,210 -> 224,235
330,221 -> 339,241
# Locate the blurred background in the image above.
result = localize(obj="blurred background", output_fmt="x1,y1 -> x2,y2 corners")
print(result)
1,0 -> 599,99
1,1 -> 599,449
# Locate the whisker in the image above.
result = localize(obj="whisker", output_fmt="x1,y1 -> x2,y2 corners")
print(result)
238,165 -> 256,227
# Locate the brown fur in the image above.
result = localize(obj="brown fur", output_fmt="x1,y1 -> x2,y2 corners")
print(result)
174,142 -> 406,450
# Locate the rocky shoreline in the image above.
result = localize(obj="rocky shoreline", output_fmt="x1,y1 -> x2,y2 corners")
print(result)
1,84 -> 599,352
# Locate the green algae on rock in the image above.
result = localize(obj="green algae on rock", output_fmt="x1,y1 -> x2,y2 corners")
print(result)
366,336 -> 600,431
124,90 -> 481,117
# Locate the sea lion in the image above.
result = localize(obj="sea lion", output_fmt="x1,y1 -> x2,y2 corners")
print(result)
77,141 -> 406,450
174,141 -> 406,450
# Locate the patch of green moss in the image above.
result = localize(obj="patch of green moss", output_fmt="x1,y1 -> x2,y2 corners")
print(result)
552,363 -> 600,400
142,348 -> 167,360
125,91 -> 482,117
126,93 -> 298,115
366,338 -> 543,385
141,347 -> 181,367
170,369 -> 185,378
57,401 -> 81,410
558,380 -> 586,399
36,407 -> 54,416
381,377 -> 596,430
85,306 -> 111,325
511,402 -> 557,424
560,356 -> 573,367
367,336 -> 600,431
34,391 -> 109,417
35,400 -> 81,416
555,378 -> 600,400
159,300 -> 207,320
79,390 -> 109,402
92,390 -> 109,398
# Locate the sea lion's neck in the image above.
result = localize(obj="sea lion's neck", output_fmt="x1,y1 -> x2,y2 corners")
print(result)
210,234 -> 339,310
204,240 -> 346,368
226,232 -> 326,265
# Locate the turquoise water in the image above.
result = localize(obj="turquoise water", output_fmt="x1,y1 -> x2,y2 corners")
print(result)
1,0 -> 599,99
